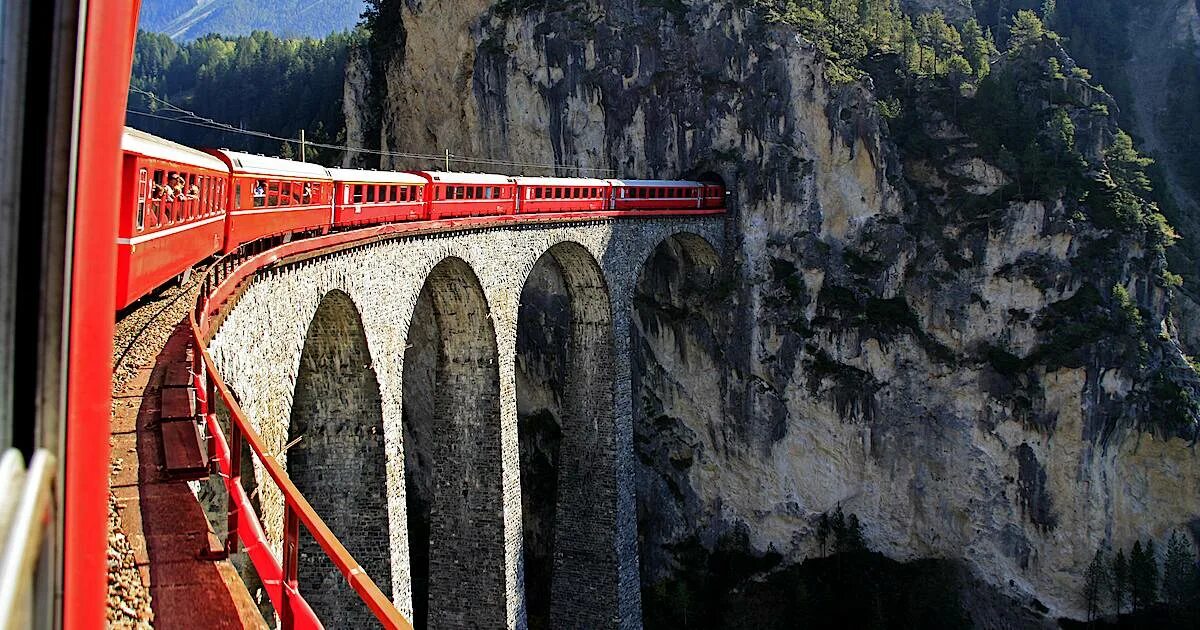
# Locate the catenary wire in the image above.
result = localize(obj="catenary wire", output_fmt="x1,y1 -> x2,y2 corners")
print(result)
127,86 -> 616,174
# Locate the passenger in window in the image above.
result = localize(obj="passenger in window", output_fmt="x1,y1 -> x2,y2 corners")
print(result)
253,180 -> 266,207
170,174 -> 185,198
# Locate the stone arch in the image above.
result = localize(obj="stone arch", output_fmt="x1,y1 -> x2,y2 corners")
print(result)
515,241 -> 617,628
628,232 -> 723,623
401,256 -> 506,630
286,289 -> 390,626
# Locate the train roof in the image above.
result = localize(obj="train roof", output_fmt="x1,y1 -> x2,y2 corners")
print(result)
122,127 -> 228,172
606,179 -> 703,187
511,176 -> 612,187
414,171 -> 515,185
327,168 -> 428,185
209,149 -> 331,180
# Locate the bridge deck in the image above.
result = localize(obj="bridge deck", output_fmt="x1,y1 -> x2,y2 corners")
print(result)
110,311 -> 266,628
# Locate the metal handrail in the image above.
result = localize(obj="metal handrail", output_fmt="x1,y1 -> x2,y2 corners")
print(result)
0,449 -> 56,630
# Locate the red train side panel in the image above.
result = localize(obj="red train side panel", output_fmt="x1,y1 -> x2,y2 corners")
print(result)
513,177 -> 610,214
329,168 -> 428,228
208,149 -> 333,252
416,172 -> 516,219
116,128 -> 228,309
607,179 -> 705,211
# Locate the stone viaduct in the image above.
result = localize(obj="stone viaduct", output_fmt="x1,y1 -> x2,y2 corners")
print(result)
205,216 -> 724,629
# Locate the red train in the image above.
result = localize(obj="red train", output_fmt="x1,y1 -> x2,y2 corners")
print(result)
117,127 -> 726,309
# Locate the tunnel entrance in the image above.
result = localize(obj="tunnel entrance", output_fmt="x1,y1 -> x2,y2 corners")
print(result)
629,234 -> 723,627
515,242 -> 616,628
401,257 -> 505,629
286,290 -> 390,626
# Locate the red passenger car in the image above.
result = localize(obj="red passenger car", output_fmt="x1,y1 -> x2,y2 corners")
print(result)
116,127 -> 230,309
208,149 -> 332,252
513,177 -> 611,214
417,172 -> 516,219
329,168 -> 428,228
608,179 -> 704,211
702,183 -> 725,209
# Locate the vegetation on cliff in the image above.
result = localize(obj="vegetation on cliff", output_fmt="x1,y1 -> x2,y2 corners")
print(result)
748,2 -> 1197,442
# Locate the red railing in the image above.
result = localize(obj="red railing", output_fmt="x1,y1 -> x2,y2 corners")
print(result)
189,231 -> 411,630
186,208 -> 725,628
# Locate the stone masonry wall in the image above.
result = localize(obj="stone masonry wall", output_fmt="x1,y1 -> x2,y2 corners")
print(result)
207,217 -> 725,628
286,290 -> 391,625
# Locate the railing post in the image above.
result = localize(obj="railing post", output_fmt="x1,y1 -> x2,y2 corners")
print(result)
225,420 -> 241,557
281,505 -> 300,630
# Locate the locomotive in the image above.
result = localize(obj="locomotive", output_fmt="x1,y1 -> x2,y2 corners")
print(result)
116,127 -> 726,310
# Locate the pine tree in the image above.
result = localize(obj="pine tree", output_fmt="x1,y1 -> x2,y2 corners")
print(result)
816,512 -> 832,558
1008,10 -> 1045,50
1111,548 -> 1129,615
1083,549 -> 1110,622
839,514 -> 867,553
1105,130 -> 1154,193
1163,531 -> 1197,613
960,18 -> 997,78
1130,539 -> 1160,611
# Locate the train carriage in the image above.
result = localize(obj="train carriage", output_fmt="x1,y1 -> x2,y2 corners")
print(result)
116,127 -> 230,309
416,172 -> 516,219
329,168 -> 428,228
702,183 -> 725,209
513,176 -> 611,214
608,179 -> 705,211
208,149 -> 333,252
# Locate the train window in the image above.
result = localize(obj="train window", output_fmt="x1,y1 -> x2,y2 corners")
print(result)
136,168 -> 147,231
267,181 -> 280,206
280,182 -> 293,206
353,185 -> 364,204
366,185 -> 376,203
190,175 -> 198,218
483,187 -> 493,200
475,186 -> 483,199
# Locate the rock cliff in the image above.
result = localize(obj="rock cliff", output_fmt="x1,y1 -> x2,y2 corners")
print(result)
351,0 -> 1200,621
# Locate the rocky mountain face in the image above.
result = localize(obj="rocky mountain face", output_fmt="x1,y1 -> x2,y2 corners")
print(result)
346,0 -> 1200,622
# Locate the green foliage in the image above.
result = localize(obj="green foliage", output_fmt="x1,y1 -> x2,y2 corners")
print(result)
128,29 -> 359,165
1111,283 -> 1143,332
1008,10 -> 1045,50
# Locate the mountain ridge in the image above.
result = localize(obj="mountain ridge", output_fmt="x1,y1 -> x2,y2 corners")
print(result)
138,0 -> 365,40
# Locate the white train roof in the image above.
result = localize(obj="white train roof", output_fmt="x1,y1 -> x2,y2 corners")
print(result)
414,171 -> 515,185
210,149 -> 331,180
327,168 -> 428,185
512,176 -> 612,187
606,179 -> 703,187
122,127 -> 228,172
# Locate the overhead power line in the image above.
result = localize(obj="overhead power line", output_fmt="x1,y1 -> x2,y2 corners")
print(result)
126,86 -> 615,174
